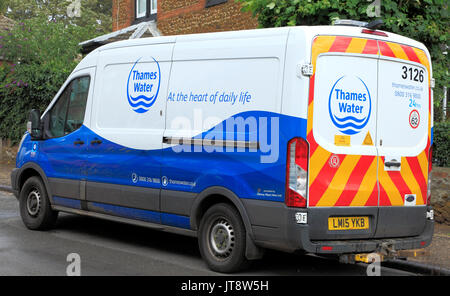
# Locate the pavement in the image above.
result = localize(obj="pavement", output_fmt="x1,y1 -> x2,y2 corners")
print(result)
0,161 -> 448,275
0,162 -> 14,188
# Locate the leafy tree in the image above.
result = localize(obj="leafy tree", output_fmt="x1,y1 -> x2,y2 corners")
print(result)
0,0 -> 7,14
3,0 -> 112,34
238,0 -> 449,122
433,121 -> 450,166
0,17 -> 96,142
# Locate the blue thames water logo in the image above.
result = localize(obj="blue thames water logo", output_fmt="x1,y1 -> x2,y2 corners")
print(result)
328,76 -> 372,135
126,57 -> 161,113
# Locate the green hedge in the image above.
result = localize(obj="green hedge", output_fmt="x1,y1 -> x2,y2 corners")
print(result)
433,121 -> 450,167
0,18 -> 94,144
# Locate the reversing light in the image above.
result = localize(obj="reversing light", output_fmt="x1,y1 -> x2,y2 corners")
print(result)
285,137 -> 309,208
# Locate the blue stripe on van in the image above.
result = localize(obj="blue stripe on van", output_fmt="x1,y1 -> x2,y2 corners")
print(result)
161,212 -> 191,229
52,196 -> 82,209
91,202 -> 160,224
90,202 -> 191,229
431,126 -> 433,146
23,111 -> 307,204
76,111 -> 307,203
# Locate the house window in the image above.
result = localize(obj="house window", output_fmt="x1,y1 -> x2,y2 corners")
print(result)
205,0 -> 227,8
136,0 -> 147,18
135,0 -> 157,20
150,0 -> 157,14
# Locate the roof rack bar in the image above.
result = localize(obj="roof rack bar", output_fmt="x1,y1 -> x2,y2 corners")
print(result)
332,19 -> 384,29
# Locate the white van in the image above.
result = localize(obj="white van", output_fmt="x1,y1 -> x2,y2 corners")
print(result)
12,23 -> 434,272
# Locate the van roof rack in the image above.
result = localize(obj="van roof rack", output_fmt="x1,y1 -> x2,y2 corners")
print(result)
333,19 -> 383,30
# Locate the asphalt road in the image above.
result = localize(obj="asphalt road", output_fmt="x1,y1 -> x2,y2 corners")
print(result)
0,190 -> 416,276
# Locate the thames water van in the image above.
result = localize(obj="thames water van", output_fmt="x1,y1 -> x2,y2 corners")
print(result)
12,22 -> 434,272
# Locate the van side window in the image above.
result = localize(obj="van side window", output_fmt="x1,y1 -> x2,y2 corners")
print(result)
47,76 -> 90,138
65,76 -> 90,134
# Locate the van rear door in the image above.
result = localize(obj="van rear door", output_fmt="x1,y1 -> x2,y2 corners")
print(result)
306,35 -> 432,240
307,36 -> 380,240
374,41 -> 431,237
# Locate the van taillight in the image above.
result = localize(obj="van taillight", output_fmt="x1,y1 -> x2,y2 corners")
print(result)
286,138 -> 309,208
427,146 -> 433,205
361,29 -> 388,37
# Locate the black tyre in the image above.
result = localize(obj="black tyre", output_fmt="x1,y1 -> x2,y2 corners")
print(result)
19,176 -> 58,230
198,203 -> 249,273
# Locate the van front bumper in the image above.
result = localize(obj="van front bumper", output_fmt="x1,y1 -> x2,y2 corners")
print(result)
10,167 -> 20,198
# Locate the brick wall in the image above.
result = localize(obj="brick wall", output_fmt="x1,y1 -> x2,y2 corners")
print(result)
158,0 -> 258,35
112,0 -> 258,34
112,0 -> 135,31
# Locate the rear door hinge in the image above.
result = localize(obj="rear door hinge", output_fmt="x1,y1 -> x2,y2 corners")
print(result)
297,63 -> 313,77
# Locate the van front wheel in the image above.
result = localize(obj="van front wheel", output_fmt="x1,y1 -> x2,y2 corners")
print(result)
198,203 -> 248,273
19,176 -> 58,230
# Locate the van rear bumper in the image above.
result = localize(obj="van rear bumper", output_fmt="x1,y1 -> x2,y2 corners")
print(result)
285,206 -> 434,254
244,200 -> 434,254
288,217 -> 434,254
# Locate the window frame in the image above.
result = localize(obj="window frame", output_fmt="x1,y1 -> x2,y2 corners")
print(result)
134,0 -> 157,23
136,0 -> 147,19
43,75 -> 91,139
150,0 -> 157,15
205,0 -> 227,8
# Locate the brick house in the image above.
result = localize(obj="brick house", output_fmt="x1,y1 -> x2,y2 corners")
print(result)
80,0 -> 258,53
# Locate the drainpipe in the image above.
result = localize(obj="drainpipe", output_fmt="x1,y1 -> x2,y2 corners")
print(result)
444,86 -> 447,121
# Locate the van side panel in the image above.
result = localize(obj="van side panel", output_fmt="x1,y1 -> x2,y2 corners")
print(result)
161,32 -> 304,213
83,43 -> 175,221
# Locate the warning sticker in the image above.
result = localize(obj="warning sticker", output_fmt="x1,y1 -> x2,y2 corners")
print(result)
409,109 -> 420,129
362,131 -> 374,146
335,135 -> 351,146
329,154 -> 340,168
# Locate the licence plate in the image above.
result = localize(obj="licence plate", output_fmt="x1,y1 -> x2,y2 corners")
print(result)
328,216 -> 369,230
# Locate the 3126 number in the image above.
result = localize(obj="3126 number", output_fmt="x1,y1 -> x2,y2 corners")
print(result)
402,66 -> 424,82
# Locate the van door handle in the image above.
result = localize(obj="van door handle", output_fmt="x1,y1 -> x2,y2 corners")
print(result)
91,139 -> 102,145
74,140 -> 84,145
385,161 -> 401,168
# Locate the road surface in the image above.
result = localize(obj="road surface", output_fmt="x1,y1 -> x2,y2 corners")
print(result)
0,190 -> 416,276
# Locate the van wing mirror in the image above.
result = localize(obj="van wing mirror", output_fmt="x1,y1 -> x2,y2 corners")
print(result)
27,109 -> 42,140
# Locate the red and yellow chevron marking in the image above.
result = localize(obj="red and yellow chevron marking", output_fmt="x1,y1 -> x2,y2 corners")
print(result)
307,36 -> 431,208
377,40 -> 432,206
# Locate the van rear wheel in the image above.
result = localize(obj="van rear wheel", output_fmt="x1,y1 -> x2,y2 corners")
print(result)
198,203 -> 248,273
19,176 -> 58,230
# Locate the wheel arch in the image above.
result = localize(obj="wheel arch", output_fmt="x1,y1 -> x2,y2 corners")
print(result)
16,162 -> 52,199
190,186 -> 265,260
190,186 -> 252,235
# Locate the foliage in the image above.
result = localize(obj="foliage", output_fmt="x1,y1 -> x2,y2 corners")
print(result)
3,0 -> 112,35
433,121 -> 449,167
238,0 -> 449,122
0,0 -> 6,14
0,17 -> 95,142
